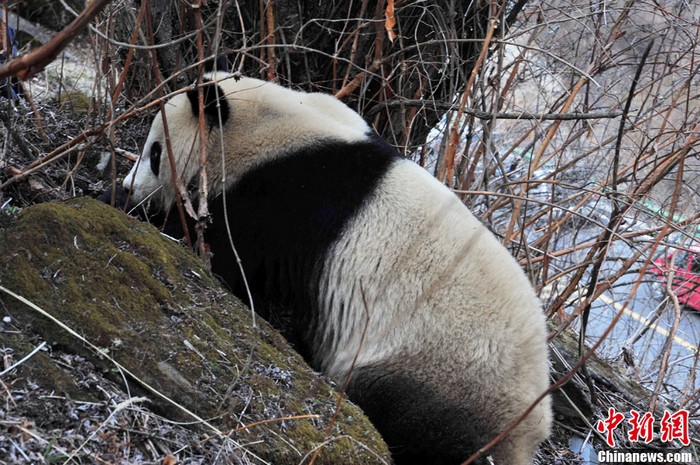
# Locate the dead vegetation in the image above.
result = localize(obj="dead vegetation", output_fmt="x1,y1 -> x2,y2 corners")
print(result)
0,0 -> 699,463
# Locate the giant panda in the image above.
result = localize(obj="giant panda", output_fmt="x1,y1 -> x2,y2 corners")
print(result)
121,71 -> 552,465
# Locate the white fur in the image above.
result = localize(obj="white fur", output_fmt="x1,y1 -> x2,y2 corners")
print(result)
124,73 -> 370,207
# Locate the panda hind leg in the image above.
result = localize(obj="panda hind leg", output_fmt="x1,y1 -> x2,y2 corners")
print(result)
345,363 -> 491,465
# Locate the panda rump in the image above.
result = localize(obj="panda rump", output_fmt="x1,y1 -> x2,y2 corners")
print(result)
122,72 -> 552,465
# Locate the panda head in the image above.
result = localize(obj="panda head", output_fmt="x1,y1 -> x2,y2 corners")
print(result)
122,74 -> 231,209
123,72 -> 371,210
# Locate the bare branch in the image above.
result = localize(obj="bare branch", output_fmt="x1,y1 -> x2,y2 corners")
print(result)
366,99 -> 623,120
0,0 -> 112,81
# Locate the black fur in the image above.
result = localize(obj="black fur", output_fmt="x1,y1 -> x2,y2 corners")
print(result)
347,364 -> 490,465
201,134 -> 396,356
186,80 -> 230,127
100,186 -> 130,209
150,142 -> 162,177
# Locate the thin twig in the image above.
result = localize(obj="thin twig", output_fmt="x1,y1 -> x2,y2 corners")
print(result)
366,101 -> 622,120
0,341 -> 47,376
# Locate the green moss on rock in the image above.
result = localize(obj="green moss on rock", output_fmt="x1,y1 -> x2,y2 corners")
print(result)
0,198 -> 390,465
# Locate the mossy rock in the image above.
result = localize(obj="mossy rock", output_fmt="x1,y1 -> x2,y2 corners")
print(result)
50,91 -> 92,112
0,197 -> 390,465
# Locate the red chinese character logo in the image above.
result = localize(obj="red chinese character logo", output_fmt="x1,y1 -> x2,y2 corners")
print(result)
660,409 -> 690,446
596,407 -> 625,447
628,410 -> 654,444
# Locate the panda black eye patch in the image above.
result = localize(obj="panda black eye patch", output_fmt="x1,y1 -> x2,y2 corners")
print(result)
150,142 -> 162,177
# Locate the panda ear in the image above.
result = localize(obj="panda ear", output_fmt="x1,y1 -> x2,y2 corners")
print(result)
187,81 -> 230,127
204,55 -> 229,73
